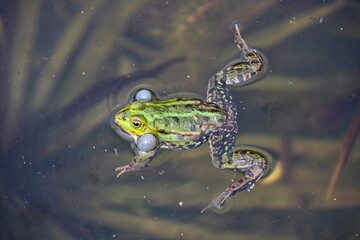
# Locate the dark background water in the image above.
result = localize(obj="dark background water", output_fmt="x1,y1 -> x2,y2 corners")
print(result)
1,0 -> 359,239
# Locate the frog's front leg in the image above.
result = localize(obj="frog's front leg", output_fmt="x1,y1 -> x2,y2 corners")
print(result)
115,147 -> 158,177
115,133 -> 159,177
201,147 -> 268,213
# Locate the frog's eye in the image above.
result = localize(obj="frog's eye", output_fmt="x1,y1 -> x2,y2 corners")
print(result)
131,118 -> 142,128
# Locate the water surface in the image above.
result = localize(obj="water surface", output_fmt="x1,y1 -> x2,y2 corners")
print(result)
1,1 -> 359,239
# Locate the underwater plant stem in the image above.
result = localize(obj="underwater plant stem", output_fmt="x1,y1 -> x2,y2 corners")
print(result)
280,133 -> 292,182
326,101 -> 360,199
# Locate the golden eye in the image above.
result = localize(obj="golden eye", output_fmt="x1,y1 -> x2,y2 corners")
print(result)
132,119 -> 142,128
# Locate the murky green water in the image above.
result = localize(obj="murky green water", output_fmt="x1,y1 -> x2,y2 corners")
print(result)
1,1 -> 359,239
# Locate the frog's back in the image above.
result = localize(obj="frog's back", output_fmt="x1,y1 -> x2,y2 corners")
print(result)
142,98 -> 225,149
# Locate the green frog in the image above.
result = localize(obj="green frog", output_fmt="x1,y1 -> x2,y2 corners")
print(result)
113,24 -> 269,212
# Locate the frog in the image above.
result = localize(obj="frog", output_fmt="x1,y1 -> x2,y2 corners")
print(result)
113,24 -> 269,213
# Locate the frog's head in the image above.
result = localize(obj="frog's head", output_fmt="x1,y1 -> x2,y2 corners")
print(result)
114,100 -> 153,142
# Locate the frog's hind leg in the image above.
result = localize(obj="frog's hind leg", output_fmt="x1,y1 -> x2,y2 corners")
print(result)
222,24 -> 266,86
206,72 -> 239,170
201,147 -> 268,213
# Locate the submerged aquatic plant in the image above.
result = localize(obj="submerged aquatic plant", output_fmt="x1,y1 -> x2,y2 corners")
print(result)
0,1 -> 186,238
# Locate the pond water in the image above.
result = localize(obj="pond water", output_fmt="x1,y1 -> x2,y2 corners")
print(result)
1,1 -> 359,239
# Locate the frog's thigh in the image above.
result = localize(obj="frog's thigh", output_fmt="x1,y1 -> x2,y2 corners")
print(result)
208,128 -> 236,169
221,148 -> 268,176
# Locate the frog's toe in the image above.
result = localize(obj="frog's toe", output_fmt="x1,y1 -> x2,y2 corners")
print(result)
201,190 -> 232,213
201,201 -> 218,213
115,165 -> 132,178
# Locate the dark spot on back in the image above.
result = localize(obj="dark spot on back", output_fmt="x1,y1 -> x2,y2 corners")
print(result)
173,117 -> 180,123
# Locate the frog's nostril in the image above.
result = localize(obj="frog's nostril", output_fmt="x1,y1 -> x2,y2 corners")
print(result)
115,112 -> 124,120
114,113 -> 123,124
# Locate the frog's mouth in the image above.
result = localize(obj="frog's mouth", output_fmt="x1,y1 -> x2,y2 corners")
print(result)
114,125 -> 134,142
110,113 -> 134,142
